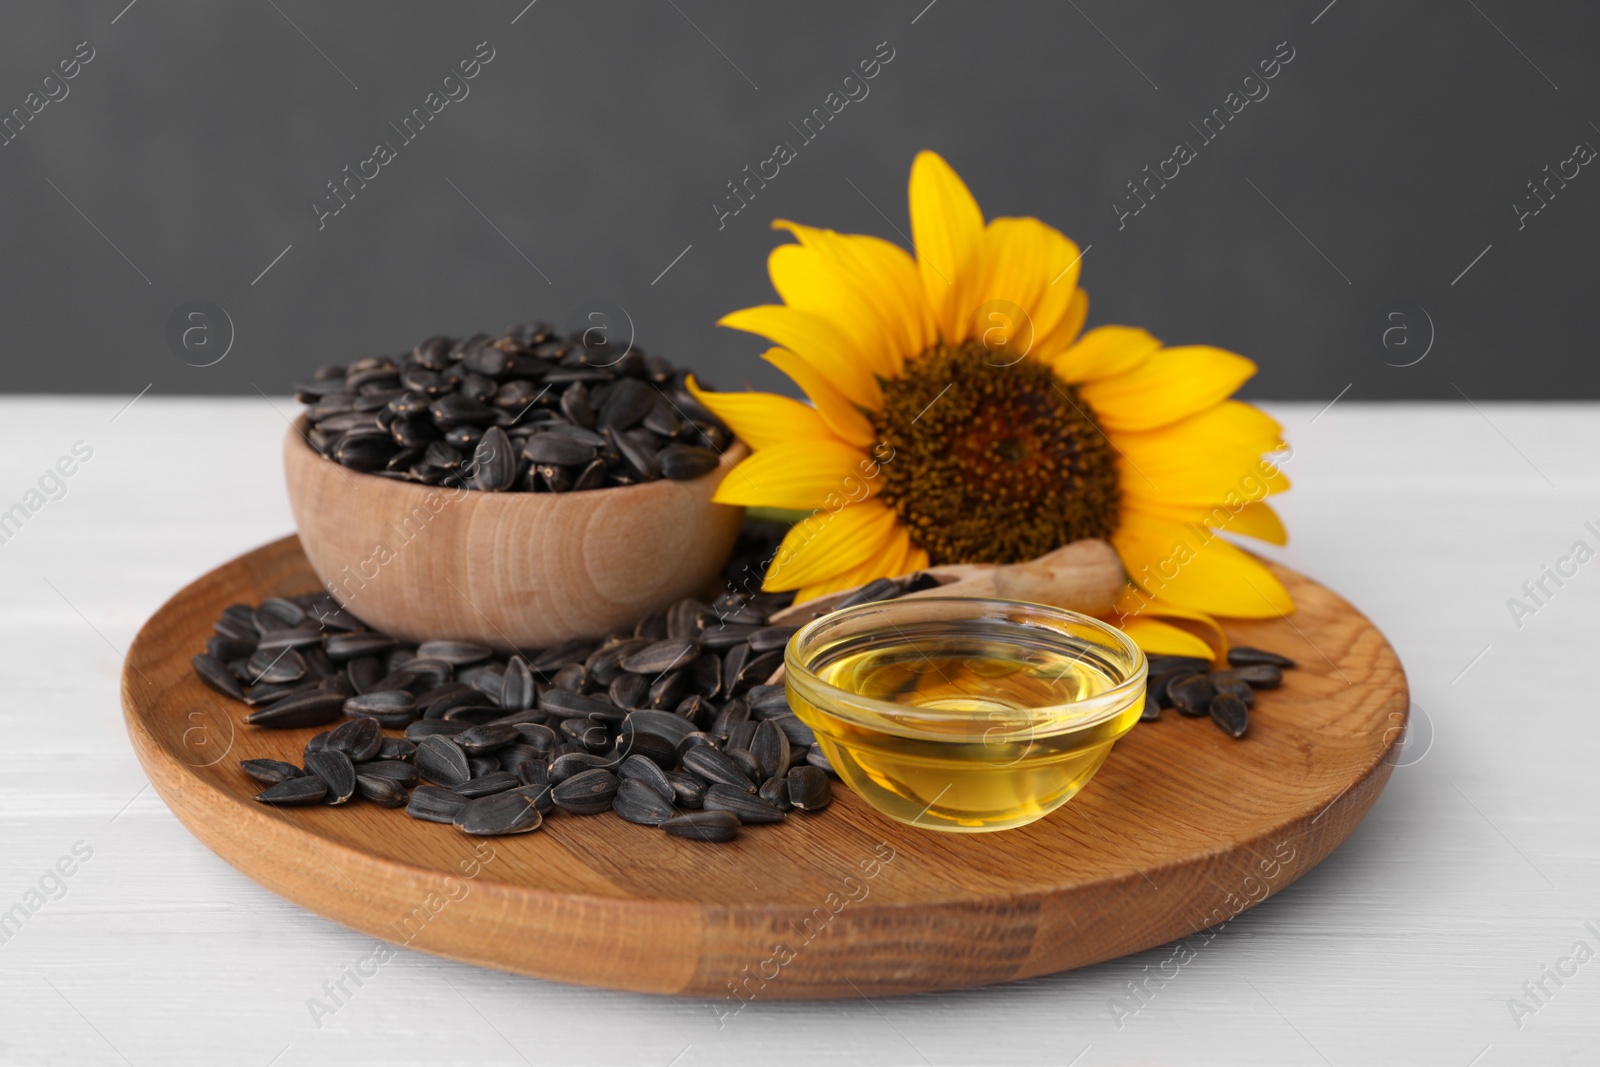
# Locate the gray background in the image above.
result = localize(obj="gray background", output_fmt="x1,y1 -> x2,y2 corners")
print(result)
0,0 -> 1594,400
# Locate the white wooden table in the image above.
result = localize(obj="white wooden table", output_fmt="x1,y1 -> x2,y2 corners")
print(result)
2,397 -> 1596,1067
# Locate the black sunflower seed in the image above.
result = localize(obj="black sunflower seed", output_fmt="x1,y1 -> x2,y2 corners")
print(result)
758,777 -> 793,812
468,426 -> 518,492
405,719 -> 470,742
746,626 -> 799,654
415,735 -> 472,788
416,639 -> 493,666
787,765 -> 833,812
751,719 -> 791,781
618,755 -> 676,799
1167,674 -> 1217,717
552,768 -> 620,815
454,771 -> 521,798
806,745 -> 836,776
550,751 -> 617,784
1213,676 -> 1255,706
665,771 -> 707,809
512,722 -> 559,758
354,760 -> 418,785
1227,646 -> 1297,670
1146,654 -> 1212,677
661,809 -> 739,842
499,655 -> 537,712
1139,700 -> 1162,722
1214,664 -> 1285,689
658,444 -> 720,480
239,758 -> 304,786
406,784 -> 469,823
378,737 -> 416,762
254,776 -> 328,806
703,783 -> 785,824
247,647 -> 306,685
539,689 -> 619,720
681,745 -> 755,793
355,775 -> 409,807
456,723 -> 521,755
768,715 -> 816,748
326,716 -> 384,762
613,777 -> 676,825
305,751 -> 357,805
326,632 -> 398,662
244,691 -> 345,729
255,626 -> 325,652
1209,692 -> 1250,738
609,672 -> 650,711
455,791 -> 542,835
193,653 -> 245,699
621,638 -> 700,675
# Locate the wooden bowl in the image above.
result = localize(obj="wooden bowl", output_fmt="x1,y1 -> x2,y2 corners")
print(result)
282,422 -> 747,649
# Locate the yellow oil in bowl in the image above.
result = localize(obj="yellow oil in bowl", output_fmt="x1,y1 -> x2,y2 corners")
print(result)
784,597 -> 1146,832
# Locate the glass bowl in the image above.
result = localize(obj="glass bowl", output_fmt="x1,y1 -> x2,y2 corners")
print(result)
784,597 -> 1147,832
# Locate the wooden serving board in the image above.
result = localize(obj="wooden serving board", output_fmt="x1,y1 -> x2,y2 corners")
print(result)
122,536 -> 1408,999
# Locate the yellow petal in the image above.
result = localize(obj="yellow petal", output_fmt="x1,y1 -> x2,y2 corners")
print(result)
1033,287 -> 1090,361
1118,617 -> 1217,660
791,530 -> 907,602
1112,514 -> 1293,618
1214,501 -> 1287,545
966,217 -> 1083,357
711,439 -> 874,510
774,220 -> 934,371
1052,325 -> 1160,384
719,305 -> 883,412
763,501 -> 901,591
685,376 -> 838,451
908,150 -> 984,342
768,244 -> 900,382
1112,590 -> 1230,661
1080,345 -> 1257,432
761,348 -> 878,449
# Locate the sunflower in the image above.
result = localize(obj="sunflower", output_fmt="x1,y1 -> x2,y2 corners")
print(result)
690,151 -> 1293,659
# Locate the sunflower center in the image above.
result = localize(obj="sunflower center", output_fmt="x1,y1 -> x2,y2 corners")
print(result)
873,341 -> 1120,565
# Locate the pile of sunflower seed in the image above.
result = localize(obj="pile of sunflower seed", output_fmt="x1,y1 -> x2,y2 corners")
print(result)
195,551 -> 932,841
292,321 -> 733,492
1141,647 -> 1297,738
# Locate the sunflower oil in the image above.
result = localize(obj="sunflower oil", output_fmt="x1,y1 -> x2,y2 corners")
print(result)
786,625 -> 1144,832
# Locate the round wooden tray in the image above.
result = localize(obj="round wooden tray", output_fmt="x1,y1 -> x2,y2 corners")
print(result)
121,535 -> 1408,999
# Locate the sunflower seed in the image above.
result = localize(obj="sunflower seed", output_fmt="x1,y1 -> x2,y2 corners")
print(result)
415,736 -> 472,787
1213,676 -> 1255,706
405,719 -> 470,742
609,672 -> 650,711
634,610 -> 669,641
354,760 -> 418,785
682,745 -> 755,793
1227,646 -> 1297,670
455,791 -> 542,835
406,784 -> 469,823
746,626 -> 799,654
1146,655 -> 1212,677
710,699 -> 750,741
621,638 -> 700,675
455,771 -> 521,798
417,639 -> 493,666
239,759 -> 304,786
244,691 -> 345,729
661,809 -> 739,842
441,704 -> 507,726
726,720 -> 758,753
613,777 -> 676,825
1213,664 -> 1285,689
247,647 -> 306,685
787,765 -> 833,812
768,715 -> 816,748
1167,674 -> 1217,716
618,754 -> 675,798
326,632 -> 398,662
758,777 -> 793,812
658,444 -> 720,480
498,745 -> 547,785
193,654 -> 245,699
539,689 -> 618,720
356,775 -> 409,807
648,669 -> 690,710
255,627 -> 325,652
254,776 -> 328,806
751,719 -> 791,781
703,783 -> 785,824
667,598 -> 708,639
500,655 -> 537,712
456,723 -> 520,755
468,426 -> 518,491
664,771 -> 706,809
378,737 -> 416,762
512,722 -> 559,757
1140,700 -> 1162,722
326,716 -> 384,762
550,662 -> 587,692
552,768 -> 620,815
550,751 -> 617,784
347,655 -> 385,694
1209,692 -> 1250,738
305,751 -> 357,805
691,652 -> 723,698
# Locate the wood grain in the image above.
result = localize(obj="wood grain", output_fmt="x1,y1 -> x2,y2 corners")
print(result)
283,422 -> 747,649
121,535 -> 1407,999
